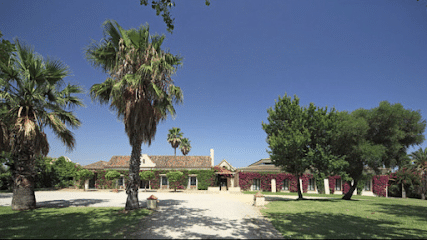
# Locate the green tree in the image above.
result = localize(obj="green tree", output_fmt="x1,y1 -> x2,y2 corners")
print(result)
333,101 -> 426,200
166,171 -> 183,191
410,147 -> 427,200
0,39 -> 83,210
262,94 -> 344,199
139,171 -> 155,191
180,137 -> 191,156
167,127 -> 183,156
86,20 -> 183,210
139,0 -> 211,33
105,170 -> 121,190
52,156 -> 78,188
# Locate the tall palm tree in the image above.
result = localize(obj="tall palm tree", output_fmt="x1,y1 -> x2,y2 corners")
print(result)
167,127 -> 183,156
180,137 -> 191,156
0,40 -> 83,210
85,20 -> 183,210
410,147 -> 427,200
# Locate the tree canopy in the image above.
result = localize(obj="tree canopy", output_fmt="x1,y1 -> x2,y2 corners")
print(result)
139,0 -> 211,33
262,94 -> 346,199
332,101 -> 426,200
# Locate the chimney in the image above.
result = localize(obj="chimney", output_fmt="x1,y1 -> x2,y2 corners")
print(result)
210,149 -> 214,167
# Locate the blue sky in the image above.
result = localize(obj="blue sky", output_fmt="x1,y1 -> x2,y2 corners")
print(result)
0,0 -> 426,168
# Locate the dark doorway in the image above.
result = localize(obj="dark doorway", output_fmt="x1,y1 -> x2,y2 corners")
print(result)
219,177 -> 228,191
88,173 -> 97,189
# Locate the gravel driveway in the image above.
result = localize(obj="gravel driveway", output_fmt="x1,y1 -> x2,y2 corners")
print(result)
0,190 -> 283,239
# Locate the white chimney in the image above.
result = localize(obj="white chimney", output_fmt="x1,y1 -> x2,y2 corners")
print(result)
210,149 -> 214,167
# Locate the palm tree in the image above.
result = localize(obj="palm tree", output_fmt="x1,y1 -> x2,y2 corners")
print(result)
0,40 -> 83,210
167,127 -> 183,156
85,20 -> 183,210
180,137 -> 191,156
410,147 -> 427,200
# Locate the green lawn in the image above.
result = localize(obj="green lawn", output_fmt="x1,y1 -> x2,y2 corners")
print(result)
253,193 -> 427,239
0,206 -> 151,239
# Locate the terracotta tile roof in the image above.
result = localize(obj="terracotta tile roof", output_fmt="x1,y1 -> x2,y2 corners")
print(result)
83,160 -> 108,169
107,156 -> 131,168
149,156 -> 212,169
85,155 -> 212,169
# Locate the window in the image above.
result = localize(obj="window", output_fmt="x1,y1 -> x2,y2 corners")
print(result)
282,179 -> 289,191
364,180 -> 371,191
308,178 -> 315,191
252,179 -> 261,191
117,176 -> 124,186
190,177 -> 197,186
335,179 -> 342,191
161,176 -> 168,186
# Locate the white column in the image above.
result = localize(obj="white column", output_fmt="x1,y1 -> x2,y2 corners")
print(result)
271,179 -> 276,193
84,179 -> 89,191
324,179 -> 330,194
299,178 -> 303,193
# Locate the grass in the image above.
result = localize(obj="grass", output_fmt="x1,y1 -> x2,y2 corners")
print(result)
254,193 -> 427,239
0,206 -> 151,239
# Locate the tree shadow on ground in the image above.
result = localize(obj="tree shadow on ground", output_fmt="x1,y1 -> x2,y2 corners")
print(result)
265,196 -> 343,202
265,211 -> 427,239
132,198 -> 282,239
373,202 -> 427,222
37,199 -> 108,208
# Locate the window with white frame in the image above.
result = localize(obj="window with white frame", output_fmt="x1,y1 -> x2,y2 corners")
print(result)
308,178 -> 315,191
364,180 -> 371,191
252,179 -> 261,191
282,179 -> 289,191
161,176 -> 168,186
335,178 -> 342,191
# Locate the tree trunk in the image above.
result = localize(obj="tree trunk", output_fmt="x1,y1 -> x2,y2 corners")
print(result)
11,151 -> 36,210
402,183 -> 406,198
174,147 -> 176,156
296,174 -> 303,200
125,140 -> 142,210
342,180 -> 358,200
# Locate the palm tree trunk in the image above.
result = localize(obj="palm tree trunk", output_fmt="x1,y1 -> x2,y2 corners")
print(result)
125,139 -> 142,210
342,180 -> 358,200
174,147 -> 176,156
11,151 -> 36,210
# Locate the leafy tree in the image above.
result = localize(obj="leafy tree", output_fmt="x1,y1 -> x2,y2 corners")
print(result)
34,156 -> 56,189
166,171 -> 183,191
167,127 -> 183,156
410,147 -> 427,200
105,170 -> 121,190
139,171 -> 155,191
262,94 -> 345,199
52,156 -> 78,188
86,20 -> 183,210
0,39 -> 83,210
139,0 -> 211,33
180,138 -> 191,156
333,101 -> 426,200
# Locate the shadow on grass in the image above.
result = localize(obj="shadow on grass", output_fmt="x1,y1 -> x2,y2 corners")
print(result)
0,206 -> 151,239
131,198 -> 281,239
265,211 -> 427,239
37,199 -> 109,208
374,202 -> 427,222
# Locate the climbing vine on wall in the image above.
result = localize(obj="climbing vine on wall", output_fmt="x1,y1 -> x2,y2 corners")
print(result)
238,172 -> 314,192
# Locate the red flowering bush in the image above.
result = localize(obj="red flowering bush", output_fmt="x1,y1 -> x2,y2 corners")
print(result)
328,176 -> 341,194
373,175 -> 389,197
